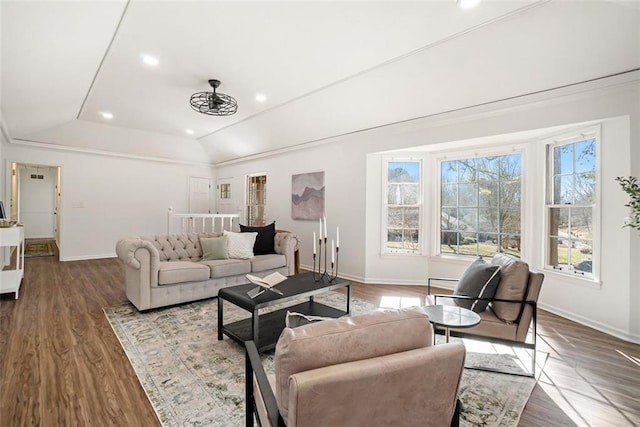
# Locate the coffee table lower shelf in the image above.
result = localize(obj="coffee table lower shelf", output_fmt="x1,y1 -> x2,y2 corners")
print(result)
220,300 -> 347,353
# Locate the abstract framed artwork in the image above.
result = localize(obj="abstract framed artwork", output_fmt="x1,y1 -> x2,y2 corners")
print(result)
292,171 -> 325,220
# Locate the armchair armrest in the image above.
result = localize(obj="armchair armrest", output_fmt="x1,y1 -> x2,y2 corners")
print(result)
245,340 -> 286,427
427,277 -> 459,295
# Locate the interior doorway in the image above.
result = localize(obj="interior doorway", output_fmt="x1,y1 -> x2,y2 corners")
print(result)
11,162 -> 62,259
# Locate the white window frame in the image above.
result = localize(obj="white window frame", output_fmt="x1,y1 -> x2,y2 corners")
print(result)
435,147 -> 525,259
381,157 -> 422,255
544,126 -> 600,281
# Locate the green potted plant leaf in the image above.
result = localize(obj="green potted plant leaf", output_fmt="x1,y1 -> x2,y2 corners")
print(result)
616,176 -> 640,231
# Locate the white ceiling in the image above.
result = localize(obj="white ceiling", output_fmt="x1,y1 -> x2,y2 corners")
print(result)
1,1 -> 639,165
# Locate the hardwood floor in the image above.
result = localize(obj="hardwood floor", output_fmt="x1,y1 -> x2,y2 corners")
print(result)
1,257 -> 639,426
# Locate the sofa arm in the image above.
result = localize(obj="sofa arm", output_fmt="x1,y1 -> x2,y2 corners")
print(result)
115,237 -> 162,310
274,231 -> 300,276
116,238 -> 159,270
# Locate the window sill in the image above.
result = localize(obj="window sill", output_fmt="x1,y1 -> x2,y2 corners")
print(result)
381,251 -> 425,258
539,267 -> 602,289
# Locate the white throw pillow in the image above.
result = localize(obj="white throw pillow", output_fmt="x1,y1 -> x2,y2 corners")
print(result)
223,230 -> 257,259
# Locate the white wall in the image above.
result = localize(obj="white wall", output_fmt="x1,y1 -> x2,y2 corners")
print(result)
2,144 -> 214,260
216,74 -> 640,343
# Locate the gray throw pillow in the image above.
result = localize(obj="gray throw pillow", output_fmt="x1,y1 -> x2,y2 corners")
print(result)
453,257 -> 501,312
200,236 -> 229,260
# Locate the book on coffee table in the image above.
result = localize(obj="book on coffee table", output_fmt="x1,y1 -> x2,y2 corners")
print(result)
246,272 -> 287,298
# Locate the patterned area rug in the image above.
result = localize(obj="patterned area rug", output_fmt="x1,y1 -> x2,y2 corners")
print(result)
104,292 -> 544,426
24,240 -> 56,257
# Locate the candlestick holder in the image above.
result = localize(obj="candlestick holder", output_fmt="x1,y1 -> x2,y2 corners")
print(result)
313,237 -> 339,283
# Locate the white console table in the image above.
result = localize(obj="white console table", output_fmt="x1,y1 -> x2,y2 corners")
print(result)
0,226 -> 25,299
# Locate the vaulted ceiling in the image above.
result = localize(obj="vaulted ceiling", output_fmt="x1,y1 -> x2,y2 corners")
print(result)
1,1 -> 639,165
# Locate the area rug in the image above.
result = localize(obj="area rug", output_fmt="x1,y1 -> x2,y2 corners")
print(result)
104,293 -> 543,427
24,240 -> 56,257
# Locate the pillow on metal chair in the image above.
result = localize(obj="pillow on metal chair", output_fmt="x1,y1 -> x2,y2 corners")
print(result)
453,257 -> 501,312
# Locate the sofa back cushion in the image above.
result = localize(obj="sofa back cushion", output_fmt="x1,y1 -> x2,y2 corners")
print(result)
142,234 -> 203,261
490,253 -> 530,323
240,222 -> 276,255
274,307 -> 432,419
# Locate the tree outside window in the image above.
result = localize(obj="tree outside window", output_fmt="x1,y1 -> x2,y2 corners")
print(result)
440,153 -> 522,258
385,160 -> 421,253
547,136 -> 596,275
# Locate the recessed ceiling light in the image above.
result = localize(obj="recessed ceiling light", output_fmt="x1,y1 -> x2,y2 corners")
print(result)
185,129 -> 195,135
100,111 -> 113,120
141,54 -> 159,67
457,0 -> 481,9
255,93 -> 267,102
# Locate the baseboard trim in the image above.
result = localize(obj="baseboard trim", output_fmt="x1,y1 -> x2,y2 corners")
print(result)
538,302 -> 640,344
61,253 -> 117,262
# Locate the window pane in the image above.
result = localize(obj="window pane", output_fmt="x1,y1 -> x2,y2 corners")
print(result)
441,161 -> 458,184
387,207 -> 403,228
501,208 -> 521,234
387,184 -> 400,205
401,184 -> 418,205
478,180 -> 498,207
478,208 -> 498,233
442,208 -> 458,231
571,207 -> 592,239
500,180 -> 521,207
575,172 -> 595,204
499,234 -> 521,257
441,231 -> 459,253
404,207 -> 420,228
500,154 -> 521,178
459,159 -> 477,183
388,162 -> 419,183
554,175 -> 574,204
404,229 -> 419,250
458,232 -> 478,255
459,183 -> 477,207
458,208 -> 477,232
442,183 -> 458,207
575,138 -> 595,173
554,144 -> 573,175
478,157 -> 499,181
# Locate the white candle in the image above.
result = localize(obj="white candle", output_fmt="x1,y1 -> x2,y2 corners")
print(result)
323,216 -> 327,240
336,226 -> 340,248
332,240 -> 335,264
313,232 -> 316,254
319,218 -> 323,241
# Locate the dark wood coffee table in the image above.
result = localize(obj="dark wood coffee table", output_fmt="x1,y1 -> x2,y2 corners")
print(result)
217,272 -> 351,353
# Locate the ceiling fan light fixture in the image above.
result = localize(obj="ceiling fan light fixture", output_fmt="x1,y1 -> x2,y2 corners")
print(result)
190,79 -> 238,116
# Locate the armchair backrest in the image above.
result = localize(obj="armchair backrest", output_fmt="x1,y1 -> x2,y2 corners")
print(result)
275,307 -> 433,420
287,342 -> 465,427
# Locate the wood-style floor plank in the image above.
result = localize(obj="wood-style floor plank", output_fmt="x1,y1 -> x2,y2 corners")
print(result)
1,256 -> 639,426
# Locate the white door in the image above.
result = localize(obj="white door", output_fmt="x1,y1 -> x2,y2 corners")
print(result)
19,166 -> 56,239
216,178 -> 234,214
189,177 -> 210,213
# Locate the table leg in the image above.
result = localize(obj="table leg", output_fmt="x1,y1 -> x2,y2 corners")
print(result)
217,297 -> 223,341
445,327 -> 450,343
252,308 -> 259,350
346,284 -> 351,315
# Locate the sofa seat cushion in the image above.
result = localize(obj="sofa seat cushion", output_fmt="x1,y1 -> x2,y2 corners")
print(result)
251,254 -> 286,273
490,253 -> 530,323
199,259 -> 251,278
157,261 -> 210,285
275,307 -> 432,420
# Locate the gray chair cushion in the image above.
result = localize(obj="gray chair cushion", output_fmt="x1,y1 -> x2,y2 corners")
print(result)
157,261 -> 210,285
453,257 -> 501,312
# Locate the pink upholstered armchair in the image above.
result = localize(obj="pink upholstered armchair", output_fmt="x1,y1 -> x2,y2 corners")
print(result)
245,307 -> 465,427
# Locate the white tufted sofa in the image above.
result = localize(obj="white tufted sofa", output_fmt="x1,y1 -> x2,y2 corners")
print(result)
115,231 -> 299,311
